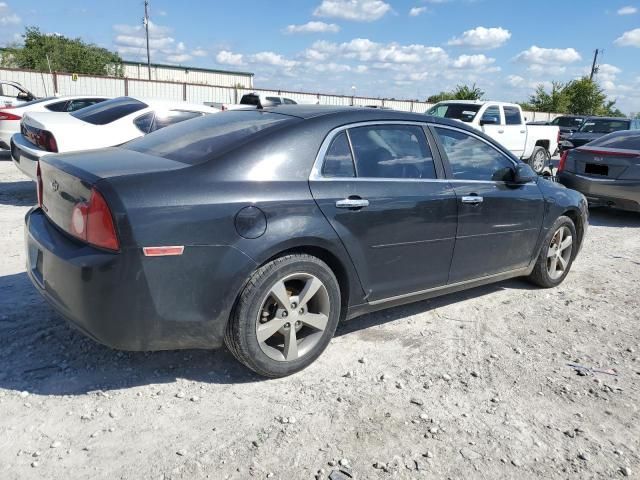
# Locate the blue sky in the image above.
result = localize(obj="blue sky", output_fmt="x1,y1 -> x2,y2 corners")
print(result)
1,0 -> 640,112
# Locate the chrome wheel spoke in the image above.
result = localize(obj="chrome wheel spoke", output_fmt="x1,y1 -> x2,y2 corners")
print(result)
547,246 -> 556,258
269,280 -> 291,311
297,277 -> 323,308
549,256 -> 558,275
301,313 -> 328,331
257,318 -> 286,342
558,255 -> 568,270
560,235 -> 573,252
283,326 -> 298,360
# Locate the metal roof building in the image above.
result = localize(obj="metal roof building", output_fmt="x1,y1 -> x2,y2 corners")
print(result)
122,61 -> 254,88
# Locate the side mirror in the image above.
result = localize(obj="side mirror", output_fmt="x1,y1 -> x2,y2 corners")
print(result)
17,92 -> 34,101
512,163 -> 537,183
480,117 -> 499,126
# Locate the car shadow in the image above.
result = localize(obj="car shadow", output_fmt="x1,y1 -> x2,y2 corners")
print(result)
588,207 -> 640,228
0,180 -> 37,207
0,150 -> 11,161
0,270 -> 536,396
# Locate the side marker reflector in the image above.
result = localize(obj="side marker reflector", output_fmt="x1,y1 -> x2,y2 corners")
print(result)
143,246 -> 184,257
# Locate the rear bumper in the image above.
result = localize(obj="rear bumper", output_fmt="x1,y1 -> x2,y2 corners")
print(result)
557,172 -> 640,212
25,208 -> 257,351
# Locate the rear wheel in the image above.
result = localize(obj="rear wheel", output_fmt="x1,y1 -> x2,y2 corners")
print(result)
529,146 -> 549,174
225,254 -> 341,378
528,216 -> 577,288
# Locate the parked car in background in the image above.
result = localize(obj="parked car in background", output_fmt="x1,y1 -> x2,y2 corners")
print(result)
0,96 -> 109,150
209,92 -> 298,111
426,101 -> 559,174
557,130 -> 640,212
559,117 -> 640,153
11,96 -> 219,180
550,115 -> 587,141
0,81 -> 37,108
25,106 -> 588,377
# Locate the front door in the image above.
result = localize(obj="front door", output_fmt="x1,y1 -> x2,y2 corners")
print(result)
431,125 -> 544,283
310,123 -> 458,302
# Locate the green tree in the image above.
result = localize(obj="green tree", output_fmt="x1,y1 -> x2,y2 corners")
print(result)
562,77 -> 609,115
527,81 -> 568,113
427,83 -> 484,103
1,27 -> 123,76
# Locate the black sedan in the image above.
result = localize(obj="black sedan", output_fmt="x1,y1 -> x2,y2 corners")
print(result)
25,106 -> 588,377
558,130 -> 640,212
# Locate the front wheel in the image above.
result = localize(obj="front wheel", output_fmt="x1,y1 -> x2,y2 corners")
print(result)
225,254 -> 341,378
527,216 -> 577,288
528,146 -> 549,174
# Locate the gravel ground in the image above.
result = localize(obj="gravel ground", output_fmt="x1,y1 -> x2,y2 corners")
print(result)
0,158 -> 638,480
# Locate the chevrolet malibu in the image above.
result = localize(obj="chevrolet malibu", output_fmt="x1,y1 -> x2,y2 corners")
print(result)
25,106 -> 588,377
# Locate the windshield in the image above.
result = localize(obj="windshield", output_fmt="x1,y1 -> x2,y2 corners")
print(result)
551,116 -> 584,128
578,119 -> 630,134
124,110 -> 298,165
426,103 -> 481,123
72,97 -> 148,125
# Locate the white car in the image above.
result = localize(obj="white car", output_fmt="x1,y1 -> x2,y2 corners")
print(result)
210,92 -> 299,110
0,95 -> 109,150
426,101 -> 559,173
11,97 -> 219,180
0,81 -> 37,108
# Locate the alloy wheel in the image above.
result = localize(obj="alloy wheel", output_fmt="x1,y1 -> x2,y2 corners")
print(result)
546,226 -> 573,280
256,273 -> 330,362
533,150 -> 547,173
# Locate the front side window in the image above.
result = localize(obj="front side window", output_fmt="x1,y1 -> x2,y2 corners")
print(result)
322,132 -> 355,178
45,101 -> 70,112
67,98 -> 106,112
266,97 -> 282,105
434,127 -> 514,181
348,125 -> 436,179
504,106 -> 522,125
481,106 -> 500,125
72,97 -> 148,125
283,98 -> 297,105
579,119 -> 630,134
427,103 -> 481,123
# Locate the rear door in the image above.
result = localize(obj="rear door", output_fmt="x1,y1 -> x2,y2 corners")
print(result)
309,122 -> 458,301
500,106 -> 526,158
431,125 -> 544,283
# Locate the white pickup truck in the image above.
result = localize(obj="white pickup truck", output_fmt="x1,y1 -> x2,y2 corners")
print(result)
426,101 -> 559,173
208,93 -> 298,111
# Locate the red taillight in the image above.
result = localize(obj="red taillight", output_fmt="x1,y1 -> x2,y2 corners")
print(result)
70,188 -> 119,251
0,110 -> 21,121
558,151 -> 568,173
36,162 -> 43,208
37,130 -> 58,152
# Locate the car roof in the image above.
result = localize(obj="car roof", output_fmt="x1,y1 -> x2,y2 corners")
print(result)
429,100 -> 519,107
262,104 -> 444,122
583,116 -> 631,121
125,96 -> 218,112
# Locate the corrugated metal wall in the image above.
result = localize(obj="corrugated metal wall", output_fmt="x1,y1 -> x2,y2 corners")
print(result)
1,67 -> 560,120
122,64 -> 253,88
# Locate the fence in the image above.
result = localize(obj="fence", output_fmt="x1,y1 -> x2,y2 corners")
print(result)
1,67 -> 559,121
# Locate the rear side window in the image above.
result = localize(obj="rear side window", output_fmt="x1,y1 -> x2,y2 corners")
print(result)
588,132 -> 640,150
45,101 -> 69,112
481,106 -> 500,125
151,110 -> 203,131
266,97 -> 282,105
348,125 -> 436,179
434,127 -> 514,181
67,98 -> 106,112
283,98 -> 297,105
72,97 -> 148,125
134,112 -> 154,133
322,132 -> 355,178
124,110 -> 298,165
504,106 -> 522,125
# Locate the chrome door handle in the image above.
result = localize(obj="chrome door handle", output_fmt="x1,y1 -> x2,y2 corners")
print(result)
461,196 -> 483,205
498,130 -> 504,134
336,198 -> 369,209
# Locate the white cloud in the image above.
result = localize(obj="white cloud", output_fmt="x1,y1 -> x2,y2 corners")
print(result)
313,0 -> 391,22
216,50 -> 245,66
0,2 -> 20,26
284,21 -> 340,34
514,45 -> 582,65
191,48 -> 208,57
409,7 -> 427,16
451,54 -> 498,71
507,75 -> 525,87
165,54 -> 191,64
615,28 -> 640,47
112,21 -> 195,63
250,51 -> 298,68
617,6 -> 637,15
447,26 -> 511,49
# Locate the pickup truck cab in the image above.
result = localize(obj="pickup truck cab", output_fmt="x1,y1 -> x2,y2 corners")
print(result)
427,101 -> 559,173
209,93 -> 298,111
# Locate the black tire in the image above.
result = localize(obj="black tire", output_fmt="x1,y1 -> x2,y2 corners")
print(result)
527,215 -> 577,288
225,254 -> 341,378
528,146 -> 549,174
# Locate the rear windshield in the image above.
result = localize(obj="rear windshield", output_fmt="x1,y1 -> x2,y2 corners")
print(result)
579,119 -> 630,134
72,97 -> 148,125
426,103 -> 481,123
240,94 -> 260,106
123,110 -> 297,165
588,131 -> 640,150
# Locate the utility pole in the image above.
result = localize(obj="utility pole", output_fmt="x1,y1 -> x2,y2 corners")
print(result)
144,1 -> 151,80
589,49 -> 599,81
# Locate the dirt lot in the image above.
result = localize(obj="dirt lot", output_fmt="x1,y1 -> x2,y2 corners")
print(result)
0,157 -> 638,480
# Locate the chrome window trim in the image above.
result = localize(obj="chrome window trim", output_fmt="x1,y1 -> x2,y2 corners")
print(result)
310,120 -> 439,182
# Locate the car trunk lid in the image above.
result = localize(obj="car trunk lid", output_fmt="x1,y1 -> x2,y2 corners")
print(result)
569,146 -> 640,180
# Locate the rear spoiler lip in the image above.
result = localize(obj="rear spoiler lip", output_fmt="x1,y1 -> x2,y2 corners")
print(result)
577,147 -> 639,158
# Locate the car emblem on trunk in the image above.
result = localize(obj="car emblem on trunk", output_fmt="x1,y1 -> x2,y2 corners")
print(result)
50,180 -> 59,192
594,157 -> 603,163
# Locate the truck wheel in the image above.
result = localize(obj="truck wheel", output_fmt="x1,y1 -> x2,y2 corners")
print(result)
529,146 -> 549,174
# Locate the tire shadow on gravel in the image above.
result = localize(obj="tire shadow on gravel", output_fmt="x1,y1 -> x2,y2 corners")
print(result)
588,207 -> 640,228
0,180 -> 37,207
